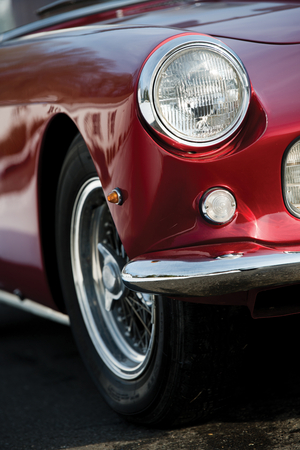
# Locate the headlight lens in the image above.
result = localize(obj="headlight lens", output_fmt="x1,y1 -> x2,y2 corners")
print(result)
283,139 -> 300,218
155,47 -> 246,142
138,35 -> 250,148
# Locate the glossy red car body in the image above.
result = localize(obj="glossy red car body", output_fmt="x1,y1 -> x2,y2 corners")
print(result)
2,0 -> 300,428
0,2 -> 300,313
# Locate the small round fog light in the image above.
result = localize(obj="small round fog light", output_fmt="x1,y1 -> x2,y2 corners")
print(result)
201,188 -> 236,224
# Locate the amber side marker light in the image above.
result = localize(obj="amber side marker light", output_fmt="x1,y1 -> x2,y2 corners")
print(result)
107,188 -> 123,205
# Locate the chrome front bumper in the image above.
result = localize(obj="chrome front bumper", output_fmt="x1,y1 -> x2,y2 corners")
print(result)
121,244 -> 300,297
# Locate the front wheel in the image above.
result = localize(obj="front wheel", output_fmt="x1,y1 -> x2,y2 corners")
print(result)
55,134 -> 249,427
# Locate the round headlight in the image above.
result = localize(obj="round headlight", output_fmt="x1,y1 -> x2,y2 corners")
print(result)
283,139 -> 300,218
138,35 -> 250,148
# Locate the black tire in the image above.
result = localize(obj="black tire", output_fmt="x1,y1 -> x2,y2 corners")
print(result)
55,134 -> 249,427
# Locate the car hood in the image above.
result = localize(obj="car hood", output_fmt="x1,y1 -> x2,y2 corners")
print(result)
3,0 -> 300,45
104,1 -> 300,44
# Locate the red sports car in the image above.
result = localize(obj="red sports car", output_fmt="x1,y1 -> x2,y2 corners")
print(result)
1,0 -> 300,427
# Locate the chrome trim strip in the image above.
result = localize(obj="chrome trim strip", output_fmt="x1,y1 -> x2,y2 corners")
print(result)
122,251 -> 300,297
0,290 -> 70,325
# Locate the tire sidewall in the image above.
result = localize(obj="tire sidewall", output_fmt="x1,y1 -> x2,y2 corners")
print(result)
55,136 -> 170,417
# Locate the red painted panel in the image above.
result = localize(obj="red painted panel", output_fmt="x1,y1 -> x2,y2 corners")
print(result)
0,25 -> 299,307
40,1 -> 300,45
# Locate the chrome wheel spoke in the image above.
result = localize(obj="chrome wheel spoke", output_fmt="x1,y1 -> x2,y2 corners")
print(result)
125,293 -> 152,314
126,299 -> 151,337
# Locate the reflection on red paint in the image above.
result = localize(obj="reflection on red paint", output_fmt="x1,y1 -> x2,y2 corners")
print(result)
0,22 -> 299,308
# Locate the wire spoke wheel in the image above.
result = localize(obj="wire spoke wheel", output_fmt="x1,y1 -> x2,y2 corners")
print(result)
56,134 -> 250,427
70,177 -> 156,380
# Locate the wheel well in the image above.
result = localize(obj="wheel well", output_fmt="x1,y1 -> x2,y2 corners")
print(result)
39,114 -> 78,312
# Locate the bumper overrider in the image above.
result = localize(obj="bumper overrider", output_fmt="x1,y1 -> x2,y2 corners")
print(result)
121,243 -> 300,297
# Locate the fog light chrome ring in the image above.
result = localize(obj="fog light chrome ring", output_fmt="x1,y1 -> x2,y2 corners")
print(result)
201,188 -> 236,224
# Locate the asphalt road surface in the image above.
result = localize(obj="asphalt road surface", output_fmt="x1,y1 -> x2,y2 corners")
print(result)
1,302 -> 300,450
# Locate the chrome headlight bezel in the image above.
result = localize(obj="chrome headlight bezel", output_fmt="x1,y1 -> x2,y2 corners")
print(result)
138,35 -> 251,148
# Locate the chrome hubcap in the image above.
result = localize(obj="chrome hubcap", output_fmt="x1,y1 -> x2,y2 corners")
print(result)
70,178 -> 156,380
97,243 -> 126,311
